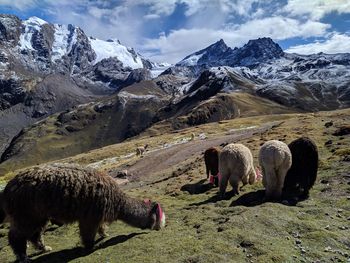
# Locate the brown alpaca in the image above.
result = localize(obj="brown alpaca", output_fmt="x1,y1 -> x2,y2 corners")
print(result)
1,163 -> 166,262
136,144 -> 149,156
204,147 -> 220,186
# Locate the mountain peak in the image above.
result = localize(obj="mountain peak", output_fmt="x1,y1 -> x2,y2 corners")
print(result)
243,37 -> 284,58
25,16 -> 48,26
176,38 -> 230,66
207,38 -> 229,51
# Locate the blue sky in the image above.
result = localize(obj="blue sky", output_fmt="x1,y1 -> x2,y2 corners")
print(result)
1,0 -> 350,63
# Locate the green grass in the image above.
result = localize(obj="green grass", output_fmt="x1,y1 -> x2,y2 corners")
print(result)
0,108 -> 350,262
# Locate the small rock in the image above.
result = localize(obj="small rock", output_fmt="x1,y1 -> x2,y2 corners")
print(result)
325,212 -> 330,216
325,140 -> 333,146
336,214 -> 342,218
337,209 -> 343,213
324,246 -> 332,252
295,239 -> 302,245
339,226 -> 347,230
320,179 -> 329,184
325,225 -> 330,230
217,227 -> 224,232
301,248 -> 306,254
324,121 -> 333,128
240,240 -> 254,248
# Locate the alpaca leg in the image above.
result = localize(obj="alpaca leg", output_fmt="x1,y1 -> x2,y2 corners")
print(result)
79,220 -> 99,250
275,168 -> 287,200
261,166 -> 267,188
248,168 -> 256,185
98,223 -> 109,238
205,164 -> 210,179
242,174 -> 248,186
229,177 -> 239,195
8,227 -> 29,262
263,166 -> 278,200
219,173 -> 229,198
29,231 -> 52,252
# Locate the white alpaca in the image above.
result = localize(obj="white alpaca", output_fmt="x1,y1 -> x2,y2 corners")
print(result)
259,140 -> 292,200
219,143 -> 256,197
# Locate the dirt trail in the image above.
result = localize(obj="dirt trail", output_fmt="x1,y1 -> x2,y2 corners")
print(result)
127,121 -> 281,179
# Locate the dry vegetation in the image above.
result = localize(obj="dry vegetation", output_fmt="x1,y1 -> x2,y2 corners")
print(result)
0,108 -> 349,262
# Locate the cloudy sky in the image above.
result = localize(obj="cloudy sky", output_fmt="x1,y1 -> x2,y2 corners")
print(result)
1,0 -> 350,63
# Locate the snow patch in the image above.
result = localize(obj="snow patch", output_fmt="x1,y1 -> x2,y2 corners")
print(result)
89,38 -> 143,69
118,91 -> 159,100
178,53 -> 204,66
51,24 -> 77,61
19,17 -> 47,50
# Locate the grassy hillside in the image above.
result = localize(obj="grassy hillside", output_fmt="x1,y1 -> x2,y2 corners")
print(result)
0,92 -> 296,176
0,109 -> 349,262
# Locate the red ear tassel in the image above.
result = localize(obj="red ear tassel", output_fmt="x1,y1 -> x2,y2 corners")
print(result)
256,167 -> 262,180
209,175 -> 214,184
156,203 -> 163,220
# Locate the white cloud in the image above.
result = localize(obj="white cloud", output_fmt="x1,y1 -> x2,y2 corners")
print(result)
0,0 -> 37,10
143,16 -> 330,63
286,33 -> 350,54
284,0 -> 350,20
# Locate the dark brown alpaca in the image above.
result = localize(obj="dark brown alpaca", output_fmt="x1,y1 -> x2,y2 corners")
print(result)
204,147 -> 220,186
282,137 -> 319,204
1,163 -> 166,262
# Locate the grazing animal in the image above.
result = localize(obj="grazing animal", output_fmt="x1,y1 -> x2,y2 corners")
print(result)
259,140 -> 292,200
204,147 -> 220,186
219,144 -> 256,197
190,132 -> 195,141
1,163 -> 165,262
136,144 -> 149,156
282,137 -> 318,202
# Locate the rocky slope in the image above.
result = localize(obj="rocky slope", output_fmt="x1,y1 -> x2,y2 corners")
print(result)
0,14 -> 164,156
1,14 -> 350,172
168,38 -> 350,111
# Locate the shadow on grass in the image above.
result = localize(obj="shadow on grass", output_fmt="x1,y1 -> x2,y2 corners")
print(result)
188,190 -> 239,206
31,232 -> 145,263
230,190 -> 266,207
180,179 -> 214,195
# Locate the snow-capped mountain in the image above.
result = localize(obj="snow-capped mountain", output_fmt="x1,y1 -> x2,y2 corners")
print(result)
176,37 -> 283,67
1,14 -> 350,168
0,14 -> 159,158
0,15 -> 157,84
164,37 -> 350,110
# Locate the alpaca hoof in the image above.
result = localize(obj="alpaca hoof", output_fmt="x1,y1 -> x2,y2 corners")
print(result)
17,255 -> 31,263
42,246 -> 52,252
99,232 -> 109,238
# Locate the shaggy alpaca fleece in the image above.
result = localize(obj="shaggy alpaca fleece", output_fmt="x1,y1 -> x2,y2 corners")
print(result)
219,143 -> 256,197
204,147 -> 220,186
2,163 -> 165,262
259,140 -> 292,200
283,137 -> 319,201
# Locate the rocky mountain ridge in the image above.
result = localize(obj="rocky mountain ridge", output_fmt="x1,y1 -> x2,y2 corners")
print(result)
1,14 -> 350,171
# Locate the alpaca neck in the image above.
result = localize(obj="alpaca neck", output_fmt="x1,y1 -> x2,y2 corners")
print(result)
117,195 -> 151,229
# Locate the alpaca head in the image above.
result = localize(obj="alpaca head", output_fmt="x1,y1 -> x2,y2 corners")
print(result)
144,199 -> 166,230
